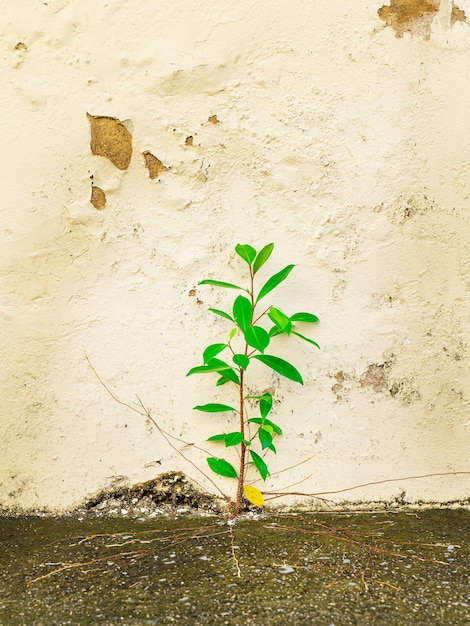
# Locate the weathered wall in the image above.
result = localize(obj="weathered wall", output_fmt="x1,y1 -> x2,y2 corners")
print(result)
1,0 -> 469,512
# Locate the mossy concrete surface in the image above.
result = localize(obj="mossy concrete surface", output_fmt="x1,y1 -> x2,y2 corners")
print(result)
0,510 -> 468,625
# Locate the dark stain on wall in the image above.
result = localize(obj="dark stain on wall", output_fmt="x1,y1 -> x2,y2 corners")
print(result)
87,113 -> 132,170
378,1 -> 466,39
142,151 -> 169,179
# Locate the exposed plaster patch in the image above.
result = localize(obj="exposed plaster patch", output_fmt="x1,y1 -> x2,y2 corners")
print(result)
331,370 -> 350,402
377,192 -> 436,226
331,359 -> 421,405
442,345 -> 463,361
389,380 -> 422,404
208,115 -> 220,124
185,136 -> 194,146
142,151 -> 169,179
360,364 -> 388,393
378,0 -> 466,39
90,185 -> 106,210
13,42 -> 28,68
188,288 -> 203,304
87,113 -> 132,170
452,5 -> 467,21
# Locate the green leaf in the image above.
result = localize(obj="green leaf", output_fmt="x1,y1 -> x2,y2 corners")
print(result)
291,331 -> 320,349
193,403 -> 237,413
268,326 -> 284,338
290,312 -> 319,323
268,306 -> 292,334
209,308 -> 234,322
258,428 -> 276,453
233,353 -> 250,370
207,432 -> 243,447
256,265 -> 295,303
253,354 -> 303,384
207,457 -> 237,478
187,365 -> 220,376
187,358 -> 240,385
203,343 -> 227,364
233,295 -> 252,332
228,328 -> 237,340
187,358 -> 231,376
250,451 -> 269,481
216,376 -> 231,386
206,434 -> 226,442
244,325 -> 270,353
253,243 -> 274,274
224,431 -> 244,447
235,244 -> 257,265
245,392 -> 273,419
259,392 -> 273,419
206,359 -> 240,385
199,279 -> 245,291
248,417 -> 282,435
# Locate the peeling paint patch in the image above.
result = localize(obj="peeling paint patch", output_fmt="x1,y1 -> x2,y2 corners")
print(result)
389,379 -> 422,404
90,185 -> 106,210
331,371 -> 351,402
208,115 -> 220,124
331,359 -> 421,406
360,364 -> 387,393
331,371 -> 345,401
377,192 -> 436,226
452,5 -> 467,23
378,1 -> 466,39
185,136 -> 194,146
87,113 -> 132,170
142,151 -> 168,179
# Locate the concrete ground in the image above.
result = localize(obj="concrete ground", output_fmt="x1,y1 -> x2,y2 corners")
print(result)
0,510 -> 468,625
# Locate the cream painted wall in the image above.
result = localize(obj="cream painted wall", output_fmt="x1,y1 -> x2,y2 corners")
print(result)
1,0 -> 469,512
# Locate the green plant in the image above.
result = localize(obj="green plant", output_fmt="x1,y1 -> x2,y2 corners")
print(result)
187,243 -> 319,515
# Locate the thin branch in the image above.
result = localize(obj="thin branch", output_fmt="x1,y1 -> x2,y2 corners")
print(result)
85,350 -> 228,502
27,549 -> 151,585
267,522 -> 461,569
229,525 -> 241,577
272,471 -> 470,498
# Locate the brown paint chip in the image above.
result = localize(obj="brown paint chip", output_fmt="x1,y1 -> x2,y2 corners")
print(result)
90,185 -> 106,210
378,1 -> 466,39
87,113 -> 132,170
208,115 -> 220,124
185,136 -> 194,146
15,42 -> 27,50
143,151 -> 168,179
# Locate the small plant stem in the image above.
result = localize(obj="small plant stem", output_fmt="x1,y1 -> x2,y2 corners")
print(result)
235,368 -> 246,516
234,270 -> 257,516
